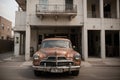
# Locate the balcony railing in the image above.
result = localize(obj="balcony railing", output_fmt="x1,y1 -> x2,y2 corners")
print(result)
36,4 -> 77,20
16,0 -> 26,11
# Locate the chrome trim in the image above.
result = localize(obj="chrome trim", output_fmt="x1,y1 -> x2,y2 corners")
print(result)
41,59 -> 73,62
32,65 -> 80,73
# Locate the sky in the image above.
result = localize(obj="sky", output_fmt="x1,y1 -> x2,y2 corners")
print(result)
0,0 -> 18,26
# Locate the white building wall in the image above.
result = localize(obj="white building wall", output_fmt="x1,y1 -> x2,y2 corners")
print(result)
25,25 -> 31,61
14,11 -> 26,31
14,32 -> 20,57
26,0 -> 84,26
31,30 -> 38,52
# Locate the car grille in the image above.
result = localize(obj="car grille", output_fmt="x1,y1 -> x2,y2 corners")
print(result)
47,56 -> 67,60
40,56 -> 73,67
40,62 -> 73,67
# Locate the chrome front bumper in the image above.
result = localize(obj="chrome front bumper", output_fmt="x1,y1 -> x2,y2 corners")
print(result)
32,65 -> 80,73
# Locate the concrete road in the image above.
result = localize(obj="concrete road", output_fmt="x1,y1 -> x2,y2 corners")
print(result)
0,61 -> 120,80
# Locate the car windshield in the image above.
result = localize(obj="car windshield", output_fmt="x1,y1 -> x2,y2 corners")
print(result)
41,40 -> 72,48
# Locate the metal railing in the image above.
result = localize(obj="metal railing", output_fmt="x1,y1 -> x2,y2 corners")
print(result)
36,4 -> 77,13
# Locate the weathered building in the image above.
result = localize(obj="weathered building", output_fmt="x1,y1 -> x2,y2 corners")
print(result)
14,0 -> 120,61
0,16 -> 12,40
0,16 -> 13,53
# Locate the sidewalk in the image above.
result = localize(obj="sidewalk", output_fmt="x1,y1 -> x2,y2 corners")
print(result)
82,58 -> 120,67
0,52 -> 25,62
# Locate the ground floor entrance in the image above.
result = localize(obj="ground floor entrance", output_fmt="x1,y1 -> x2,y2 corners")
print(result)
105,30 -> 120,57
88,30 -> 101,58
14,26 -> 120,61
88,30 -> 120,58
31,26 -> 82,56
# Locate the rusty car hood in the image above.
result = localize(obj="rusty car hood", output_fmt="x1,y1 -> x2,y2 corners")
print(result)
38,48 -> 76,57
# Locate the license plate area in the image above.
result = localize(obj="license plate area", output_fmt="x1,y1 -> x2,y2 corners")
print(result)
50,68 -> 63,73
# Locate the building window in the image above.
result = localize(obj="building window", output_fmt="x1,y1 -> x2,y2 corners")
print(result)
87,0 -> 100,18
91,4 -> 96,18
39,0 -> 48,11
65,0 -> 73,11
1,24 -> 4,29
1,36 -> 4,40
104,3 -> 111,18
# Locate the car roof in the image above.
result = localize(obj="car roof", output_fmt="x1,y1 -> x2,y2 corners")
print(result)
43,38 -> 70,41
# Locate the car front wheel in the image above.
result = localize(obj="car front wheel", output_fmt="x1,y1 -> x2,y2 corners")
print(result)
71,70 -> 79,76
34,70 -> 41,76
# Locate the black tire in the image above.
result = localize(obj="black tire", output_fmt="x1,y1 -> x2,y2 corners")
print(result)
71,70 -> 79,76
34,70 -> 41,76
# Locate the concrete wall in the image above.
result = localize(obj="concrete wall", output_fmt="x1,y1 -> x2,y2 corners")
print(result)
26,0 -> 84,26
30,30 -> 37,52
14,32 -> 20,57
14,11 -> 26,31
14,0 -> 120,30
85,18 -> 120,30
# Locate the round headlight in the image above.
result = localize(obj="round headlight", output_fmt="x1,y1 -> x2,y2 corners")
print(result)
74,54 -> 81,61
33,54 -> 39,60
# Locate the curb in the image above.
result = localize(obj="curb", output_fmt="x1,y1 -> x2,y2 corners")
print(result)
92,64 -> 120,67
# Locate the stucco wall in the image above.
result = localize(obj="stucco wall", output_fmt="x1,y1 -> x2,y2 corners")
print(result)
14,11 -> 26,31
30,30 -> 37,52
15,0 -> 120,30
85,18 -> 120,30
26,0 -> 84,26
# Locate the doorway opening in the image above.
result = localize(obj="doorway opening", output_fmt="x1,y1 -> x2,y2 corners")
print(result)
105,31 -> 119,57
88,30 -> 101,58
36,27 -> 82,54
19,32 -> 25,55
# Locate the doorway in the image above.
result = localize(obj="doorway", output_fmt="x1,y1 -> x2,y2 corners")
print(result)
88,30 -> 101,58
105,31 -> 119,57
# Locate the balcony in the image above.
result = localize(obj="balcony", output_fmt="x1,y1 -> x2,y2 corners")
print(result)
36,4 -> 77,20
16,0 -> 26,11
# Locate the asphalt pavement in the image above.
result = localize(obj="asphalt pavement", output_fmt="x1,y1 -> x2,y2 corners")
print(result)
0,52 -> 120,80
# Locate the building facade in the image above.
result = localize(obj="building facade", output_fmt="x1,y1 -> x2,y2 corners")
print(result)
0,16 -> 12,40
14,0 -> 120,61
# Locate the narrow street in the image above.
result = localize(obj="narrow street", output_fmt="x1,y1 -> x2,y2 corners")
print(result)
0,61 -> 120,80
0,52 -> 120,80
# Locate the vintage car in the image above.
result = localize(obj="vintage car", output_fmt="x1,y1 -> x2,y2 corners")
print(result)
32,38 -> 81,76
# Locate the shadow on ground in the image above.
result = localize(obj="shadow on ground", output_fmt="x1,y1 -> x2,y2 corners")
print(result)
19,66 -> 76,79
